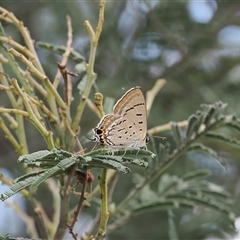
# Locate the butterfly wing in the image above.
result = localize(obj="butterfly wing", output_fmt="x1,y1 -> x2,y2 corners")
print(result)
93,114 -> 120,146
113,86 -> 147,142
93,86 -> 147,148
104,114 -> 146,148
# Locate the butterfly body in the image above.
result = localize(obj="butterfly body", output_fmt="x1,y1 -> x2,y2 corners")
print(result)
92,86 -> 148,149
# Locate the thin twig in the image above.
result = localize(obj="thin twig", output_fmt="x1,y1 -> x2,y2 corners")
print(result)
53,15 -> 73,88
107,214 -> 130,235
1,73 -> 57,123
5,201 -> 39,239
0,64 -> 29,154
0,107 -> 29,117
9,48 -> 67,110
28,96 -> 58,123
68,170 -> 88,239
71,0 -> 106,135
0,117 -> 23,155
57,62 -> 78,105
32,204 -> 49,239
11,78 -> 54,149
148,120 -> 188,135
54,164 -> 78,240
68,169 -> 116,216
19,69 -> 47,97
0,7 -> 45,74
46,179 -> 61,239
2,112 -> 18,129
59,108 -> 83,152
0,36 -> 36,61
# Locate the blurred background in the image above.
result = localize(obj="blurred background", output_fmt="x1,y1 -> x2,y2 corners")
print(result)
1,0 -> 240,239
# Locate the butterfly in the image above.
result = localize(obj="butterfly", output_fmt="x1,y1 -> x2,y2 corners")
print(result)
92,86 -> 148,149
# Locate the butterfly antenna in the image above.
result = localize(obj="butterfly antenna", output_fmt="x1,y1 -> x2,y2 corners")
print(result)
86,136 -> 95,142
91,142 -> 99,151
85,136 -> 99,151
151,136 -> 166,140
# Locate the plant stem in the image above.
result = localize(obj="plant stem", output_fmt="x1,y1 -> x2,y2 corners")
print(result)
0,115 -> 26,155
68,169 -> 87,239
11,79 -> 54,149
71,0 -> 106,136
54,165 -> 77,240
0,7 -> 45,74
97,169 -> 109,240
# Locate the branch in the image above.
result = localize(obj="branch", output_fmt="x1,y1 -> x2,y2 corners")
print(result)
11,78 -> 54,149
53,15 -> 73,88
71,0 -> 106,135
0,7 -> 45,74
68,170 -> 87,240
96,170 -> 109,240
9,48 -> 67,111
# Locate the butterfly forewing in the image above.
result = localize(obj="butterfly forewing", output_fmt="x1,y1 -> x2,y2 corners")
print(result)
114,87 -> 147,139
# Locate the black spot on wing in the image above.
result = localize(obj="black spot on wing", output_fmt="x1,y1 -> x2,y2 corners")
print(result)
117,128 -> 125,132
123,102 -> 145,116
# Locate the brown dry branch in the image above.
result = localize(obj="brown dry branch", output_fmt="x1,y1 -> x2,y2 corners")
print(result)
53,15 -> 73,88
68,170 -> 88,240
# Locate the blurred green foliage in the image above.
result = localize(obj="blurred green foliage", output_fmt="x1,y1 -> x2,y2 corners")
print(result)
1,1 -> 240,239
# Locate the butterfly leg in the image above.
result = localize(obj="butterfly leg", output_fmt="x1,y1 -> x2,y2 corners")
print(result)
91,142 -> 99,151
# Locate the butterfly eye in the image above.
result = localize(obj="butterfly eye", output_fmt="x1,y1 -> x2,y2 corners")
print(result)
145,136 -> 150,143
95,128 -> 103,135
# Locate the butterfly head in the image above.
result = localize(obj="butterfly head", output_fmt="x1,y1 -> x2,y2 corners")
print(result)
92,127 -> 107,145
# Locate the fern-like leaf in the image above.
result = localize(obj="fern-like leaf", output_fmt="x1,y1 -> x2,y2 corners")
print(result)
186,114 -> 199,139
171,122 -> 183,147
188,143 -> 226,168
204,132 -> 240,148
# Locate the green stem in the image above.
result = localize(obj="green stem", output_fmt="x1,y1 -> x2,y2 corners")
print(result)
54,164 -> 78,239
0,7 -> 45,74
12,79 -> 54,149
8,48 -> 65,137
71,0 -> 106,136
97,168 -> 109,239
0,32 -> 33,95
0,72 -> 28,154
9,48 -> 67,111
0,118 -> 22,155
